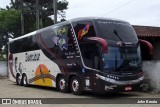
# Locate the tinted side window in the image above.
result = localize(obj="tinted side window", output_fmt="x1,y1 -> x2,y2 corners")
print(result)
37,24 -> 75,55
38,28 -> 57,49
10,42 -> 17,53
73,21 -> 96,41
10,35 -> 39,54
21,36 -> 39,52
10,40 -> 22,53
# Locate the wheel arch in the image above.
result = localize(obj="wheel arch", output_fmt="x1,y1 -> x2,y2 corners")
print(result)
16,73 -> 21,78
22,73 -> 27,77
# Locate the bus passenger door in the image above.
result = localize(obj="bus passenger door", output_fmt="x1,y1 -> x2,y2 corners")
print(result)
72,20 -> 98,91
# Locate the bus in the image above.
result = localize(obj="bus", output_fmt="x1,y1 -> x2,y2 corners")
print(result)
8,17 -> 151,95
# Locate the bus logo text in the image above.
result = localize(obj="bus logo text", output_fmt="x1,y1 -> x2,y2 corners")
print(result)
25,53 -> 40,62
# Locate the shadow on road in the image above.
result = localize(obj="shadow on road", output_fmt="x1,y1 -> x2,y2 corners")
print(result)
11,82 -> 142,99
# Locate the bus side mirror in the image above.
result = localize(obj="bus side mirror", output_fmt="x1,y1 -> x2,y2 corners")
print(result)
139,39 -> 153,60
83,37 -> 108,53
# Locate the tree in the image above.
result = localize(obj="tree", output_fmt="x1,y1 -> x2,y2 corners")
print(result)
0,10 -> 21,36
0,0 -> 68,59
0,9 -> 21,46
0,10 -> 21,60
6,0 -> 68,34
7,0 -> 68,18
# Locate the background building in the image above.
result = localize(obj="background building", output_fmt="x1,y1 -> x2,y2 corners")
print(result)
133,25 -> 160,60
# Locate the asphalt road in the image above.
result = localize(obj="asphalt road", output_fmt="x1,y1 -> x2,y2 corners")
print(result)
0,78 -> 160,107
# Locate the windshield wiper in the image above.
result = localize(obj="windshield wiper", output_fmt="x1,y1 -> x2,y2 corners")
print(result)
113,29 -> 123,41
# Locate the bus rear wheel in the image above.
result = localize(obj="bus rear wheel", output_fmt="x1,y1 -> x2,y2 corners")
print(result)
57,76 -> 69,93
16,74 -> 23,86
70,76 -> 82,95
22,74 -> 28,87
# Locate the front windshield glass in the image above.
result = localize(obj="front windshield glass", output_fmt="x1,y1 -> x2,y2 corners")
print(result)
95,19 -> 138,42
103,46 -> 141,71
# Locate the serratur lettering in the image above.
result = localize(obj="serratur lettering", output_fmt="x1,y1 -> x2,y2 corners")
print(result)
25,53 -> 40,62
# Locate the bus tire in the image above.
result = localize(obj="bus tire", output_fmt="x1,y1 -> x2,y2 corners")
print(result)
57,76 -> 69,93
70,76 -> 82,95
16,74 -> 23,86
22,74 -> 28,87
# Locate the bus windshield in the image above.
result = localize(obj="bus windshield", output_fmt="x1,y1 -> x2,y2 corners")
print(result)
95,19 -> 138,42
103,46 -> 142,72
94,19 -> 141,72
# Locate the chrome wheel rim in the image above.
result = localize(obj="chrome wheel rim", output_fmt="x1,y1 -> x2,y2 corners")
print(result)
23,76 -> 27,85
59,78 -> 66,90
72,79 -> 79,92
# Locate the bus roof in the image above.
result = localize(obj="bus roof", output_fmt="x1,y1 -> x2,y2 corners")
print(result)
9,17 -> 128,43
69,17 -> 127,23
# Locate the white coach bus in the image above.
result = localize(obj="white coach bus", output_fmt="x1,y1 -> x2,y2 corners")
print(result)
8,17 -> 152,95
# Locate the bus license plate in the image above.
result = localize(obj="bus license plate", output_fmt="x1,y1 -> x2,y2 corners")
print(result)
125,86 -> 132,91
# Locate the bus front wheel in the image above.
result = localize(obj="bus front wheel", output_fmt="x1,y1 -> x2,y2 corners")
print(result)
70,76 -> 82,95
57,76 -> 69,93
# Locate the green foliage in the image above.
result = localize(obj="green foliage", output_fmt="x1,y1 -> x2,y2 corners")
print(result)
0,50 -> 7,61
0,0 -> 68,60
0,10 -> 21,47
0,10 -> 20,60
6,0 -> 69,33
0,10 -> 21,36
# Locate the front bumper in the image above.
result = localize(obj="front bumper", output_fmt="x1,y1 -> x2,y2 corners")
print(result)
93,74 -> 144,93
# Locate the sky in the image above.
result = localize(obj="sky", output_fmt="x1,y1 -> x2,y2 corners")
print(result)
0,0 -> 160,26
